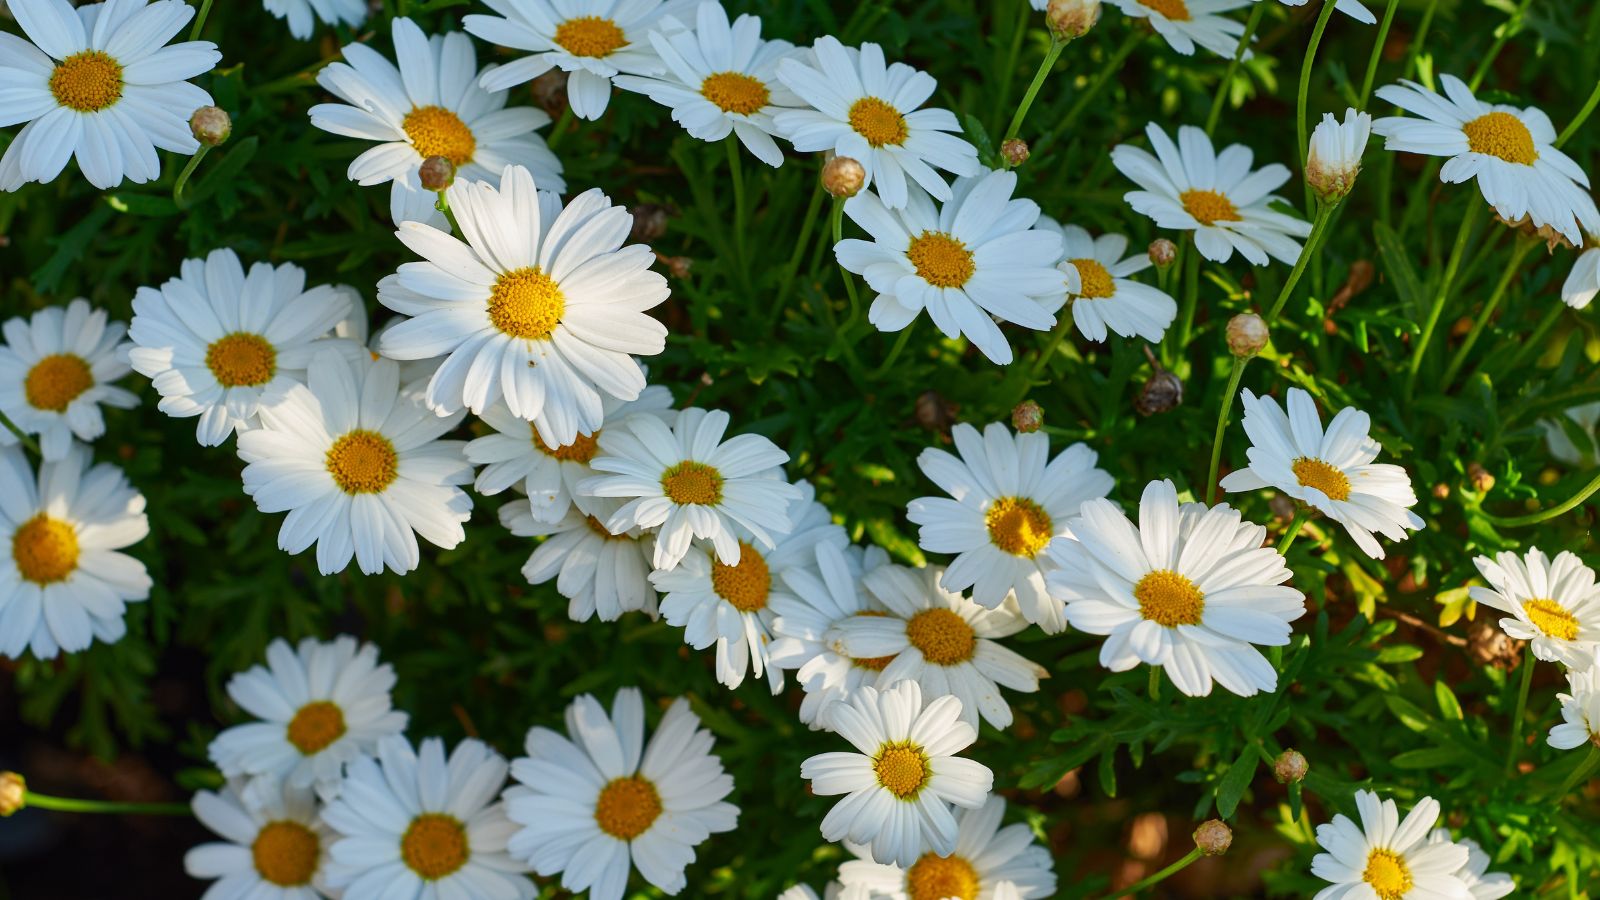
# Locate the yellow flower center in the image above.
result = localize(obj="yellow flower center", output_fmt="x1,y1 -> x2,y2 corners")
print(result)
1524,598 -> 1580,642
532,424 -> 599,463
660,460 -> 723,505
1134,569 -> 1205,628
325,430 -> 399,495
554,15 -> 627,58
1463,111 -> 1538,166
488,267 -> 565,340
848,96 -> 909,148
851,612 -> 897,670
24,354 -> 94,412
907,231 -> 977,290
251,820 -> 320,887
205,332 -> 278,388
701,71 -> 770,115
1180,189 -> 1240,225
285,701 -> 347,755
402,105 -> 477,166
985,496 -> 1053,558
401,814 -> 469,881
873,742 -> 929,799
1071,258 -> 1117,299
1292,457 -> 1351,501
906,852 -> 980,900
593,775 -> 662,840
711,541 -> 771,613
50,50 -> 124,112
1141,0 -> 1191,19
12,514 -> 79,585
905,608 -> 977,665
1362,848 -> 1414,900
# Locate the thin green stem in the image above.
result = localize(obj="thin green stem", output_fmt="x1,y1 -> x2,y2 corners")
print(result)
545,106 -> 575,152
1109,847 -> 1203,899
1468,0 -> 1533,92
1042,31 -> 1140,149
1440,237 -> 1538,388
1148,666 -> 1161,700
1405,201 -> 1482,395
831,198 -> 863,331
1002,37 -> 1067,163
171,145 -> 211,210
1012,304 -> 1076,405
1358,0 -> 1402,107
188,0 -> 214,41
991,0 -> 1030,133
769,178 -> 827,331
1206,358 -> 1249,505
1505,648 -> 1536,777
1554,746 -> 1600,800
0,409 -> 40,455
868,321 -> 918,379
1205,3 -> 1265,136
1266,203 -> 1335,323
1298,0 -> 1340,214
1501,301 -> 1565,375
24,791 -> 191,817
1557,78 -> 1600,149
727,139 -> 749,285
434,191 -> 461,234
1484,470 -> 1600,528
1175,235 -> 1200,355
1278,509 -> 1308,555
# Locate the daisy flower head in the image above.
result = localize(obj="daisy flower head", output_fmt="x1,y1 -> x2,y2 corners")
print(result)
650,480 -> 848,692
0,298 -> 136,461
1265,0 -> 1375,25
375,164 -> 669,446
582,406 -> 802,570
1106,0 -> 1254,59
836,794 -> 1057,900
1427,831 -> 1515,900
1562,246 -> 1599,309
779,886 -> 839,900
1548,665 -> 1600,751
267,0 -> 365,40
1046,479 -> 1307,697
1469,548 -> 1600,671
829,562 -> 1045,730
207,635 -> 408,805
1036,217 -> 1178,343
502,687 -> 738,900
185,779 -> 335,900
769,541 -> 894,729
1307,108 -> 1373,203
801,680 -> 994,868
613,2 -> 802,167
1310,790 -> 1471,900
1372,74 -> 1599,247
127,248 -> 354,447
906,421 -> 1113,632
466,381 -> 675,523
501,495 -> 660,623
835,169 -> 1066,365
1220,387 -> 1424,559
0,0 -> 220,191
1112,123 -> 1312,266
464,0 -> 694,121
321,735 -> 534,900
309,17 -> 564,229
0,443 -> 150,660
235,348 -> 473,577
774,36 -> 981,209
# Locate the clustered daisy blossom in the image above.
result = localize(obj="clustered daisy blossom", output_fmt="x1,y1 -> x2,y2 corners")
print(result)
0,298 -> 135,460
836,794 -> 1057,899
1036,218 -> 1178,343
1106,0 -> 1254,59
1310,790 -> 1474,899
1469,548 -> 1600,672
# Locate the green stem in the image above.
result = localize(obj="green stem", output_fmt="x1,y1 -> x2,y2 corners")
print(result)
831,197 -> 862,331
1358,0 -> 1402,107
1109,847 -> 1204,899
1174,235 -> 1200,357
171,145 -> 211,210
1148,665 -> 1162,700
1501,301 -> 1566,375
769,178 -> 827,331
1205,3 -> 1265,136
1440,237 -> 1539,388
1484,470 -> 1600,528
434,190 -> 462,234
1554,745 -> 1600,800
1041,31 -> 1141,150
545,106 -> 575,152
1468,0 -> 1533,92
727,138 -> 749,286
1266,203 -> 1335,323
188,0 -> 214,41
1206,358 -> 1250,505
1405,201 -> 1482,395
24,791 -> 191,817
1012,304 -> 1076,405
1557,78 -> 1600,149
0,409 -> 40,455
867,320 -> 918,379
1505,647 -> 1536,777
1001,36 -> 1067,164
991,0 -> 1030,134
1297,0 -> 1340,214
1278,509 -> 1308,555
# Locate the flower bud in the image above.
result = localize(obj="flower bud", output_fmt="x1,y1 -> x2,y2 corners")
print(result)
1431,483 -> 1450,500
530,69 -> 570,118
1001,139 -> 1030,167
1273,749 -> 1308,784
1047,0 -> 1101,39
1467,462 -> 1495,494
1306,109 -> 1371,204
418,155 -> 455,192
1012,400 -> 1044,433
666,255 -> 693,279
631,203 -> 670,244
189,106 -> 232,147
1193,819 -> 1232,856
0,772 -> 24,817
823,156 -> 866,199
1226,313 -> 1269,358
1148,238 -> 1177,269
1136,368 -> 1183,416
916,390 -> 958,433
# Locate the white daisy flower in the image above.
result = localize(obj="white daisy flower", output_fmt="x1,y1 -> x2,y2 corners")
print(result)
906,421 -> 1112,633
465,381 -> 675,523
835,794 -> 1057,900
1548,665 -> 1600,751
1310,790 -> 1471,900
774,36 -> 981,209
266,0 -> 364,40
1373,74 -> 1599,247
1106,0 -> 1254,59
464,0 -> 693,121
207,635 -> 408,805
1307,108 -> 1372,203
309,17 -> 565,229
650,480 -> 847,692
835,169 -> 1066,365
1112,122 -> 1313,266
321,735 -> 534,900
375,164 -> 669,446
779,886 -> 839,900
186,780 -> 335,900
801,680 -> 993,868
236,349 -> 473,577
500,495 -> 660,623
830,563 -> 1045,730
1045,479 -> 1305,697
0,443 -> 150,660
581,406 -> 801,570
1426,831 -> 1515,900
1561,247 -> 1599,309
127,248 -> 355,447
1261,0 -> 1374,24
1469,548 -> 1600,672
1219,387 -> 1424,559
613,2 -> 801,167
769,542 -> 893,729
502,687 -> 738,900
0,299 -> 135,461
1036,217 -> 1178,343
0,0 -> 220,191
1540,400 -> 1600,468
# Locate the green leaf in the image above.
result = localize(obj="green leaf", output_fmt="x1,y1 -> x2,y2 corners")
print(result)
1216,746 -> 1259,819
1373,221 -> 1425,317
1435,680 -> 1465,721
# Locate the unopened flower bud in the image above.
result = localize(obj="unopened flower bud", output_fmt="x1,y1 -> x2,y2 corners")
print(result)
1273,749 -> 1308,784
530,69 -> 569,117
1047,0 -> 1102,39
1148,238 -> 1177,269
1193,819 -> 1232,856
1226,313 -> 1269,358
189,106 -> 231,147
418,155 -> 455,192
916,390 -> 958,433
1136,368 -> 1183,416
1001,139 -> 1030,167
0,772 -> 25,817
666,256 -> 693,279
1306,109 -> 1371,204
1431,483 -> 1450,500
1012,400 -> 1044,433
823,156 -> 866,199
1467,462 -> 1495,493
631,203 -> 669,243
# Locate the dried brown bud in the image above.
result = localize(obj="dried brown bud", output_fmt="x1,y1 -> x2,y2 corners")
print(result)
418,155 -> 455,192
1148,238 -> 1178,269
1467,462 -> 1495,494
1431,483 -> 1451,500
1047,0 -> 1102,39
1467,619 -> 1523,671
0,772 -> 24,817
1269,493 -> 1297,521
1012,400 -> 1044,433
1226,313 -> 1269,358
1193,819 -> 1232,856
1001,138 -> 1030,167
189,106 -> 231,147
666,256 -> 693,279
915,390 -> 959,433
631,204 -> 669,244
1136,353 -> 1183,416
530,69 -> 570,118
823,156 -> 866,198
1273,749 -> 1308,784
